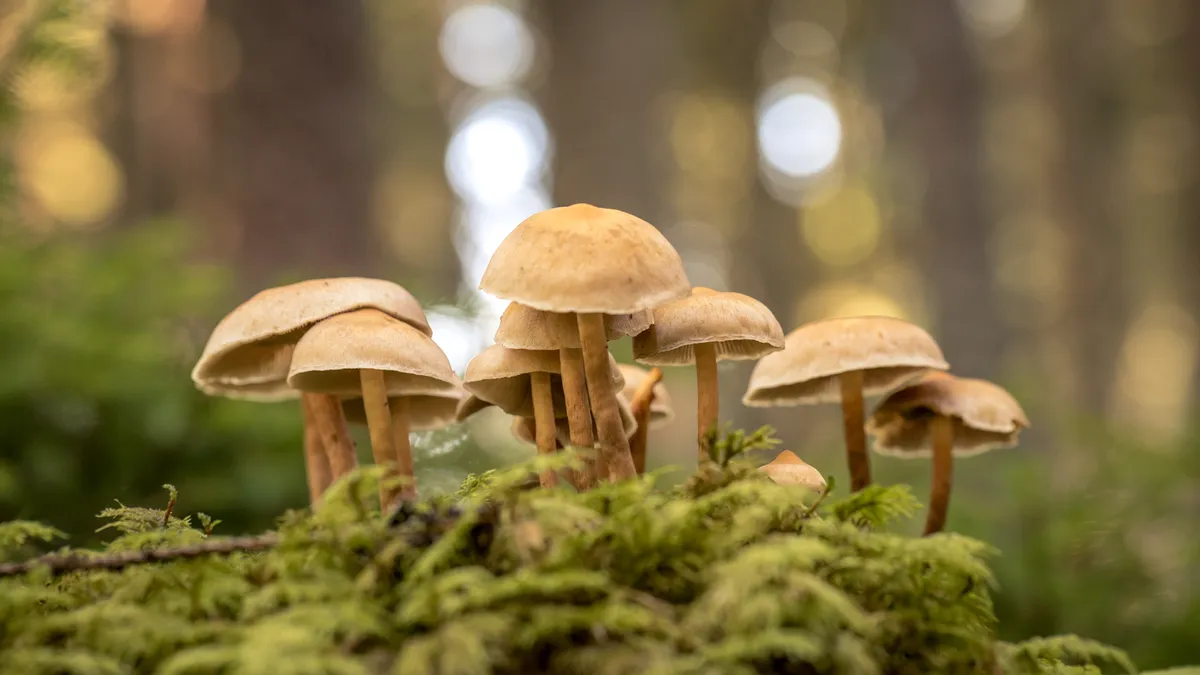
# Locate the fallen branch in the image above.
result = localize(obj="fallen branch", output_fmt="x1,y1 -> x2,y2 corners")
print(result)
0,533 -> 279,578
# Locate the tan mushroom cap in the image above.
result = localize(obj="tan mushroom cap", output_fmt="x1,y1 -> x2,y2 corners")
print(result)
742,316 -> 949,407
192,277 -> 431,398
341,388 -> 465,431
463,344 -> 624,418
616,363 -> 674,428
495,302 -> 652,350
633,287 -> 785,366
511,393 -> 640,445
867,373 -> 1030,458
455,393 -> 495,422
478,204 -> 691,314
287,309 -> 460,397
759,450 -> 826,490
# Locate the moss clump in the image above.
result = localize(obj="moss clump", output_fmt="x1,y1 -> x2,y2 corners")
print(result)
0,430 -> 1144,675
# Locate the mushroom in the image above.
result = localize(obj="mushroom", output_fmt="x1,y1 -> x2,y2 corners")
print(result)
633,287 -> 784,460
191,277 -> 432,505
510,393 -> 640,453
479,204 -> 690,482
493,302 -> 650,485
759,450 -> 827,491
616,363 -> 674,474
742,316 -> 948,492
867,372 -> 1029,535
287,309 -> 461,509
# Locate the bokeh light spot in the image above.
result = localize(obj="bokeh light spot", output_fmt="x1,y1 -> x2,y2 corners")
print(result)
757,79 -> 842,178
439,4 -> 534,89
801,184 -> 881,266
20,122 -> 123,227
445,96 -> 549,204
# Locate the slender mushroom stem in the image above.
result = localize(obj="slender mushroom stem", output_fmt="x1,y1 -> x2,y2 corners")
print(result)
559,346 -> 598,487
390,397 -> 416,502
838,370 -> 871,492
308,392 -> 357,479
694,342 -> 719,462
530,371 -> 559,488
924,414 -> 955,536
301,395 -> 333,506
629,367 -> 662,475
359,369 -> 398,511
577,312 -> 637,481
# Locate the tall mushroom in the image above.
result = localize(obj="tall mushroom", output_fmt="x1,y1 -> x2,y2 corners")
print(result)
478,204 -> 690,482
191,277 -> 432,505
759,450 -> 827,491
287,309 -> 461,509
867,372 -> 1029,535
742,316 -> 948,492
493,302 -> 650,484
617,363 -> 675,474
633,287 -> 784,461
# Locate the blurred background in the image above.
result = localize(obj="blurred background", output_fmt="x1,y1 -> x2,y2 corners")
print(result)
0,0 -> 1197,667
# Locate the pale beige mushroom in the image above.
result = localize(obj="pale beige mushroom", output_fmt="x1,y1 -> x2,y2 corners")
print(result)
288,309 -> 460,508
191,277 -> 431,506
617,363 -> 675,428
479,204 -> 690,482
743,316 -> 948,492
867,372 -> 1029,535
759,450 -> 827,491
634,287 -> 784,460
616,363 -> 675,474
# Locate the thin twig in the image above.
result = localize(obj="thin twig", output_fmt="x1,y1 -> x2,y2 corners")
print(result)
0,533 -> 280,578
803,481 -> 833,518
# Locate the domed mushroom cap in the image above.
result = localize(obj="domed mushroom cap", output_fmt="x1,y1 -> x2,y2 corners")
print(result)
616,363 -> 674,427
633,287 -> 785,366
511,393 -> 639,445
341,388 -> 465,431
463,344 -> 625,418
743,316 -> 948,407
867,373 -> 1030,458
287,309 -> 460,397
759,450 -> 826,490
196,379 -> 298,403
192,277 -> 430,396
495,302 -> 652,350
478,204 -> 691,314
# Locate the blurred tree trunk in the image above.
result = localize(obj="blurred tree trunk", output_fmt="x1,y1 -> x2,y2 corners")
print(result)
205,0 -> 379,290
1042,1 -> 1127,417
894,0 -> 1005,380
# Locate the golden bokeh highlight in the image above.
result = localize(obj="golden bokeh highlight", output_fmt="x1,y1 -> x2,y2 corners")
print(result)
374,166 -> 452,266
795,281 -> 907,322
17,121 -> 124,227
800,182 -> 881,266
668,92 -> 752,189
1111,303 -> 1198,441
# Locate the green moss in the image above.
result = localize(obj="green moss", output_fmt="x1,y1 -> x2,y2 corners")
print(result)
0,429 -> 1167,674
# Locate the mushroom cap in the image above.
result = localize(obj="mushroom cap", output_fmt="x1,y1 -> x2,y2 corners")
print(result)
478,204 -> 691,314
632,287 -> 785,365
287,309 -> 460,397
742,316 -> 949,407
192,277 -> 431,398
616,363 -> 674,428
759,450 -> 826,490
510,392 -> 639,445
867,373 -> 1030,458
341,389 -> 465,431
455,393 -> 496,422
495,302 -> 652,350
463,344 -> 624,418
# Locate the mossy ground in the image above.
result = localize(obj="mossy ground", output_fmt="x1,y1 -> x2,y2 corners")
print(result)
0,430 -> 1150,675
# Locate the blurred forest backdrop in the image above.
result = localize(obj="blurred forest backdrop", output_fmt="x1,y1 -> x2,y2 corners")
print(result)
0,0 -> 1197,668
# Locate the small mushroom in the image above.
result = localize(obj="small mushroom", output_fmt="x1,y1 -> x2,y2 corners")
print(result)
633,287 -> 784,460
479,204 -> 690,482
287,309 -> 461,509
867,372 -> 1029,535
616,363 -> 674,474
759,450 -> 827,491
493,302 -> 649,485
191,277 -> 431,506
617,364 -> 675,427
743,316 -> 948,492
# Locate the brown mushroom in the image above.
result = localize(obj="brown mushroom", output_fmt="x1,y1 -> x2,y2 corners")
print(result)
743,316 -> 948,492
759,450 -> 827,491
616,363 -> 674,473
867,372 -> 1029,535
479,204 -> 690,482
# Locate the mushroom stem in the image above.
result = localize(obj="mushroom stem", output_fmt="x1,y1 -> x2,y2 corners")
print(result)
309,393 -> 358,480
390,397 -> 416,502
530,371 -> 559,488
559,346 -> 598,487
577,312 -> 637,481
923,414 -> 955,536
301,396 -> 333,506
694,342 -> 719,462
838,370 -> 871,492
359,369 -> 398,510
629,367 -> 663,474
